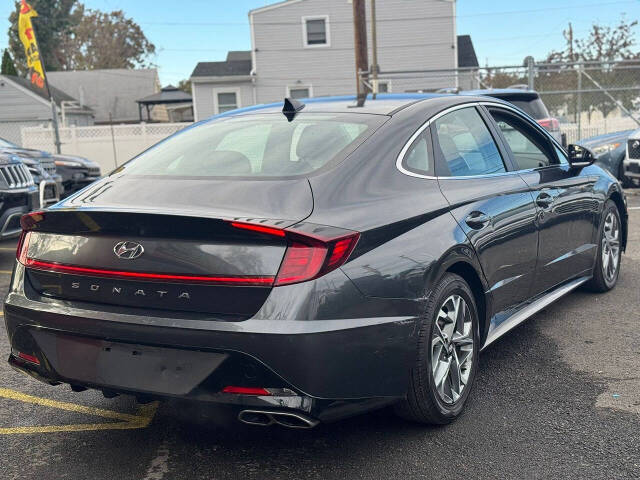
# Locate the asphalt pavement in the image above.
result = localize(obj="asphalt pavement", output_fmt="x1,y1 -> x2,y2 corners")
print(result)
0,193 -> 639,480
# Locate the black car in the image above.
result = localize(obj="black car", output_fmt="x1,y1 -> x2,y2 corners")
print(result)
0,137 -> 61,207
0,153 -> 39,238
53,154 -> 102,196
5,94 -> 627,428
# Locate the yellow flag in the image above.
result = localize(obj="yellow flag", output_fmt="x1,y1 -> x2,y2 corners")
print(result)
18,0 -> 46,90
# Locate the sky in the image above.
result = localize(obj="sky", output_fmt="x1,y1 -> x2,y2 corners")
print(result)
1,0 -> 639,86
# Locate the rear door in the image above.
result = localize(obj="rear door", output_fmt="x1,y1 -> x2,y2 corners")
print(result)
484,105 -> 598,296
432,105 -> 539,316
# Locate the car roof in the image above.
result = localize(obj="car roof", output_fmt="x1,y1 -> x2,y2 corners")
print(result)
211,93 -> 449,118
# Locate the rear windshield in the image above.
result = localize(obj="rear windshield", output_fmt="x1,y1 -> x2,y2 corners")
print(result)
508,98 -> 550,119
122,113 -> 386,178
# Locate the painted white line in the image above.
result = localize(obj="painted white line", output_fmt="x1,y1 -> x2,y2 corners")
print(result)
628,207 -> 640,210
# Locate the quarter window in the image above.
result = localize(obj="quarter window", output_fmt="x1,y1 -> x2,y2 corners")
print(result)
489,109 -> 558,169
402,132 -> 431,175
433,107 -> 506,177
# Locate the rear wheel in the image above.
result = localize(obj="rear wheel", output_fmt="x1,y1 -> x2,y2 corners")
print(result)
585,200 -> 622,292
395,273 -> 479,424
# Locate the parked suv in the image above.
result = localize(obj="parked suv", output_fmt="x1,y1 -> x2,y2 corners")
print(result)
624,129 -> 640,185
53,154 -> 101,196
0,153 -> 39,238
460,89 -> 563,144
0,137 -> 61,206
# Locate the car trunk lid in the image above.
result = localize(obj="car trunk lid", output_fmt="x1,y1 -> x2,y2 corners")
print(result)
19,178 -> 314,318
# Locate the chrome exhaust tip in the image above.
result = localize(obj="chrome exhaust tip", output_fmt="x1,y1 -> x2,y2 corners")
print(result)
238,410 -> 319,429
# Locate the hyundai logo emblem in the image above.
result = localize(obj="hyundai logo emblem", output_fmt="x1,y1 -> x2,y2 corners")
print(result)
113,241 -> 144,260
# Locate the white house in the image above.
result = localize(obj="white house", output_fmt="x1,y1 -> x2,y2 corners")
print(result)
0,74 -> 93,145
191,0 -> 477,121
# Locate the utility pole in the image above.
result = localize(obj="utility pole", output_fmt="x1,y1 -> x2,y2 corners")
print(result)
370,0 -> 379,98
567,22 -> 574,62
352,0 -> 369,106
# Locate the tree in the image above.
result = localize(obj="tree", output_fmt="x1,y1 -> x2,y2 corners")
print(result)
546,18 -> 639,63
177,79 -> 191,94
1,49 -> 18,75
60,6 -> 156,70
543,18 -> 640,120
8,0 -> 82,74
7,1 -> 155,73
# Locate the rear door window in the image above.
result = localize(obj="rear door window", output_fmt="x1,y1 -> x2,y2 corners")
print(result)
433,107 -> 506,177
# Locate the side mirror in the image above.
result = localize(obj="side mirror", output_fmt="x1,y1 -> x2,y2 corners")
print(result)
567,144 -> 595,168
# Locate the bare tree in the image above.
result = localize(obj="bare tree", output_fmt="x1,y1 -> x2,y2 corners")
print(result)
59,6 -> 156,70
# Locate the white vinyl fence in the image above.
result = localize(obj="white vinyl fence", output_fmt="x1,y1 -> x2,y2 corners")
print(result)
21,122 -> 193,173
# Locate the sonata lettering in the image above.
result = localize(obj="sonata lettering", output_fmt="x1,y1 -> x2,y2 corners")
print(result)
67,282 -> 191,301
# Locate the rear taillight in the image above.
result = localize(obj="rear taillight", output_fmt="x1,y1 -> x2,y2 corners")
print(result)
537,117 -> 560,131
230,221 -> 360,286
17,216 -> 359,288
16,230 -> 31,264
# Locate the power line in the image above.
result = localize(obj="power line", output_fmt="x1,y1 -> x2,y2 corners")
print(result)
139,1 -> 637,27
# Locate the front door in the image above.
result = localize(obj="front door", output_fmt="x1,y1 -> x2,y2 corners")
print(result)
431,105 -> 539,317
485,106 -> 598,296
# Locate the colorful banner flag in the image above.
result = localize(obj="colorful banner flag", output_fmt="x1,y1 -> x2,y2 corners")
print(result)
18,0 -> 46,90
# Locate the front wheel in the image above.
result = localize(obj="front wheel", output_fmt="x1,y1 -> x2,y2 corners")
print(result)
585,200 -> 622,292
395,273 -> 479,424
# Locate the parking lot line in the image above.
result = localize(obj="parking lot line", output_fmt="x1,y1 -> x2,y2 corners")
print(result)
0,270 -> 13,274
0,388 -> 158,434
0,247 -> 16,251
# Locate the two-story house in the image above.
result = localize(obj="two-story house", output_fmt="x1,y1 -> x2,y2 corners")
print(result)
191,0 -> 477,121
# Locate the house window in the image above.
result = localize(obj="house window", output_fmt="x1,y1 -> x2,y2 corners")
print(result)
287,85 -> 312,99
303,16 -> 330,47
378,81 -> 390,93
216,92 -> 238,113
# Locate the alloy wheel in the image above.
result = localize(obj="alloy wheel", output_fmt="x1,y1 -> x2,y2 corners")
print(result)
601,211 -> 620,283
431,294 -> 474,404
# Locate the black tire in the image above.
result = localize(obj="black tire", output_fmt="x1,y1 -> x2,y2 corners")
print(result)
395,273 -> 479,425
585,200 -> 622,292
618,162 -> 633,189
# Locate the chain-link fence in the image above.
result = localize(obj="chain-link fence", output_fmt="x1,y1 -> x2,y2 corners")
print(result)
365,60 -> 640,142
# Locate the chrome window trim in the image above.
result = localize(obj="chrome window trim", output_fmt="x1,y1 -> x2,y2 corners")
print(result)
395,100 -> 566,180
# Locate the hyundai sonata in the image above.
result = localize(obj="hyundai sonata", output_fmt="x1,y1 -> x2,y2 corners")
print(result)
5,94 -> 627,428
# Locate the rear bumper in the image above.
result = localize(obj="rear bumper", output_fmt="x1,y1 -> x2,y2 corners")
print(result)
4,266 -> 419,421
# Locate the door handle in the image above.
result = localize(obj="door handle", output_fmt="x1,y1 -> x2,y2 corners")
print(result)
465,211 -> 491,229
536,192 -> 554,208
